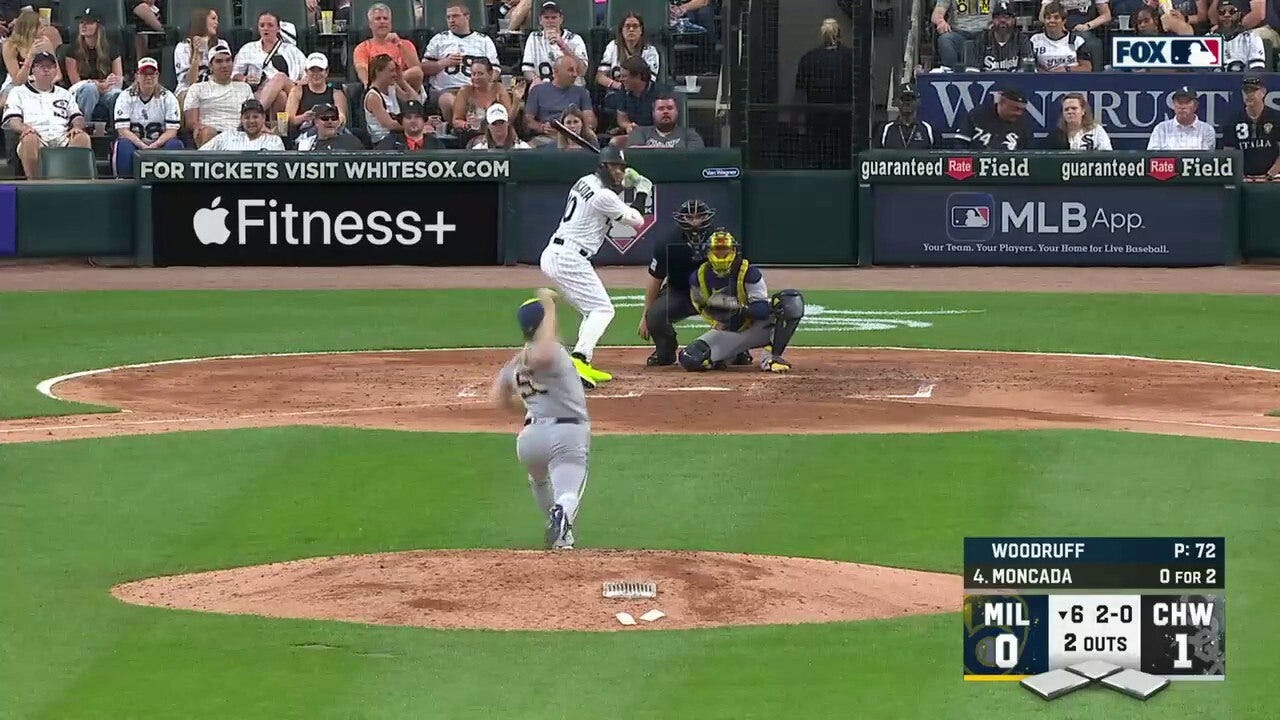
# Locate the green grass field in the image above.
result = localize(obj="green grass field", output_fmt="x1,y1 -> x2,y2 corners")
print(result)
1,289 -> 1277,719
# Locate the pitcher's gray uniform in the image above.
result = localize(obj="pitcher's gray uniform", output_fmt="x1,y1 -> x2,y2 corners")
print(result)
497,341 -> 590,549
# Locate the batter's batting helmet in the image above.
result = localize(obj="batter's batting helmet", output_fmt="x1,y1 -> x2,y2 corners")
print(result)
596,145 -> 628,186
517,298 -> 545,340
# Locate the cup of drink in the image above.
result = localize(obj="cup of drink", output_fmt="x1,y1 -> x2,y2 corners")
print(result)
276,112 -> 289,135
428,114 -> 444,134
247,66 -> 262,85
468,115 -> 482,131
320,10 -> 334,34
38,7 -> 51,23
334,18 -> 348,32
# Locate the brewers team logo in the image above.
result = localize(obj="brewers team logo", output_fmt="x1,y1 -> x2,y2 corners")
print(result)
606,186 -> 656,254
946,192 -> 995,242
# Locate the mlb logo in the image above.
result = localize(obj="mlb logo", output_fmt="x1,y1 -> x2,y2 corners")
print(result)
946,193 -> 995,242
1112,36 -> 1221,69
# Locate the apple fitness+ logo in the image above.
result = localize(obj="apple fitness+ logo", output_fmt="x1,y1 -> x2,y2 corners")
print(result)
193,197 -> 458,247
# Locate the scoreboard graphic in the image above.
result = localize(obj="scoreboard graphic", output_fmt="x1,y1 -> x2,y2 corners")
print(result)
963,537 -> 1225,699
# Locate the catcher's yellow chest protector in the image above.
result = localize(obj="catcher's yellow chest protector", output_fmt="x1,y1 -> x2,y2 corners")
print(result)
697,259 -> 753,329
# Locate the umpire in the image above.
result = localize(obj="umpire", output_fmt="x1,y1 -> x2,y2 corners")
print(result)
638,199 -> 752,366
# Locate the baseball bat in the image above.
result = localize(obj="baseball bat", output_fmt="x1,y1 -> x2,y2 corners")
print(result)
549,118 -> 600,154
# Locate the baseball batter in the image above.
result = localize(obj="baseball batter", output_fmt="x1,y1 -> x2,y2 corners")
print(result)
490,288 -> 589,550
540,145 -> 652,388
678,230 -> 806,372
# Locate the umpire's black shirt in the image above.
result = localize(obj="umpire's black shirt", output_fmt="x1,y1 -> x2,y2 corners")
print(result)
649,235 -> 703,293
957,101 -> 1034,150
1223,106 -> 1280,176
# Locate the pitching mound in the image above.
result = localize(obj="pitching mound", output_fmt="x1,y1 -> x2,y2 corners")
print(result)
5,347 -> 1279,444
111,550 -> 960,631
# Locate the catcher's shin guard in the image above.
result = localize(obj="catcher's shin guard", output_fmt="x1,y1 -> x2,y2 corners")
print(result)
768,289 -> 806,356
677,339 -> 713,371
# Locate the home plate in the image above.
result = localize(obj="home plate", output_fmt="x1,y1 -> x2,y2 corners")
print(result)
848,382 -> 935,400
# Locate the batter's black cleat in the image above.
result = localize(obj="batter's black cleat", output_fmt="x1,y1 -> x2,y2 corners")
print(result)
646,352 -> 676,367
732,350 -> 753,366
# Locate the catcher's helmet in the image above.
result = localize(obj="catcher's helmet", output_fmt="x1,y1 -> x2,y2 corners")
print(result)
516,298 -> 545,340
674,199 -> 716,245
705,229 -> 739,277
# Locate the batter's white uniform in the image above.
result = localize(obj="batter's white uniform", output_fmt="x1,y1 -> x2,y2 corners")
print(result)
540,173 -> 644,362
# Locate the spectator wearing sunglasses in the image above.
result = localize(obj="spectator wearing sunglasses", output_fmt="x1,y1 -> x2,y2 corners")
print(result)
297,102 -> 364,150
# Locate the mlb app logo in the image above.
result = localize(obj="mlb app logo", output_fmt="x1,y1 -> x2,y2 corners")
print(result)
946,193 -> 995,242
1112,36 -> 1221,69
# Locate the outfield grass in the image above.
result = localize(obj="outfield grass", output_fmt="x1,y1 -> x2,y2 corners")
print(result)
1,290 -> 1278,419
1,428 -> 1275,719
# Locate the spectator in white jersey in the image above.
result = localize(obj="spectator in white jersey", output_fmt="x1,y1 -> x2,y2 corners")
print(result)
873,87 -> 937,148
111,57 -> 182,178
468,103 -> 533,148
972,2 -> 1034,71
419,3 -> 500,123
2,51 -> 90,178
199,98 -> 286,150
233,11 -> 307,114
1221,75 -> 1280,178
297,102 -> 365,150
174,9 -> 228,105
596,13 -> 660,93
62,9 -> 123,122
1045,92 -> 1112,149
1031,2 -> 1094,71
626,95 -> 705,148
521,1 -> 588,86
1040,0 -> 1110,66
185,45 -> 254,147
1215,0 -> 1266,71
1207,0 -> 1276,47
1148,86 -> 1217,149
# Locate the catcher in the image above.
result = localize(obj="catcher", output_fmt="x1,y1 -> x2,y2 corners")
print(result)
677,229 -> 805,373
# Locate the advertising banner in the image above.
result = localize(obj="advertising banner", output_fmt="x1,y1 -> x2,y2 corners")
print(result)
872,185 -> 1229,266
138,152 -> 511,183
152,183 -> 499,266
916,72 -> 1280,149
859,151 -> 1240,185
0,185 -> 15,256
513,181 -> 740,265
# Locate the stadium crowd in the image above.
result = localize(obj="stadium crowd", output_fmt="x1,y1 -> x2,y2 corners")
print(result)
0,0 -> 716,178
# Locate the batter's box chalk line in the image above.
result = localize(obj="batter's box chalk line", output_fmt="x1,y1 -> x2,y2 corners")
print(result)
848,382 -> 936,400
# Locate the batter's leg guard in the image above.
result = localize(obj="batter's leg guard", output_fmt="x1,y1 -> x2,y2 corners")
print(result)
677,339 -> 712,372
768,289 -> 806,357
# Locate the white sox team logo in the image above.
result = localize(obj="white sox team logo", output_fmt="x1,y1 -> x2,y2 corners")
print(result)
610,295 -> 984,331
606,187 -> 656,254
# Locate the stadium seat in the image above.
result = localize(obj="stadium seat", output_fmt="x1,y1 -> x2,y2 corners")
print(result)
422,0 -> 486,35
556,0 -> 596,34
39,147 -> 98,180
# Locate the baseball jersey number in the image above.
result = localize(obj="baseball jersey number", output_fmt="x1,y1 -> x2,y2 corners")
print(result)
973,129 -> 992,146
1236,123 -> 1251,140
514,370 -> 547,398
562,196 -> 578,222
444,55 -> 475,76
132,121 -> 165,141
